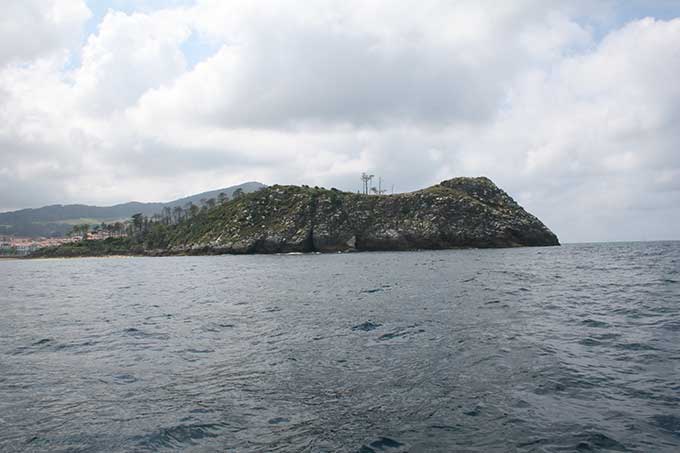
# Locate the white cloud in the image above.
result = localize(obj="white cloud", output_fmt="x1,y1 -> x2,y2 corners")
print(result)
74,8 -> 191,114
0,0 -> 91,65
132,0 -> 594,129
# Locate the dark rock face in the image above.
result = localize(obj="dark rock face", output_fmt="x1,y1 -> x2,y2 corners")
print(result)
169,177 -> 559,254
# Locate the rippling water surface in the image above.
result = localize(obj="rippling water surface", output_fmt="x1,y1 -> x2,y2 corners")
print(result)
1,242 -> 679,452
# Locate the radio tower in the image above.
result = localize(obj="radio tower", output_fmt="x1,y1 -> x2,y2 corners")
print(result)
377,177 -> 387,195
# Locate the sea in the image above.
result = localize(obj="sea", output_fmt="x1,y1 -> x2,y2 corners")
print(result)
1,242 -> 679,452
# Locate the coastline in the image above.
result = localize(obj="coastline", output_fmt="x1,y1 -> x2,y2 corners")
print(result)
25,243 -> 562,260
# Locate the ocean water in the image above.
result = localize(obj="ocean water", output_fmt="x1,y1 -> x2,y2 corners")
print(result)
1,242 -> 679,452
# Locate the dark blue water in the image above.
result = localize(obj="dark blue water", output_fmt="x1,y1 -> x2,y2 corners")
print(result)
1,242 -> 679,452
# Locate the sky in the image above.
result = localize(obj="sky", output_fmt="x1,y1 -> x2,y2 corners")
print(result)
1,1 -> 680,243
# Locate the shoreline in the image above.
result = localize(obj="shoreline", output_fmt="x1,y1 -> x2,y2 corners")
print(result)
23,243 -> 562,260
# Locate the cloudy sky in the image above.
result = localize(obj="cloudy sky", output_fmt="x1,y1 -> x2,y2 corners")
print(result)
1,0 -> 679,242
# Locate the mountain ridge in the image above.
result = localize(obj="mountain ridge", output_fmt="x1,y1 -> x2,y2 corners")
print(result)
0,181 -> 266,237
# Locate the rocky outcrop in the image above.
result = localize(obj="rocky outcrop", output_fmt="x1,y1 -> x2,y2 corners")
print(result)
168,177 -> 559,254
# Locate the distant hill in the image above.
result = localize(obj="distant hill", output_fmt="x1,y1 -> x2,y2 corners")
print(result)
0,182 -> 265,237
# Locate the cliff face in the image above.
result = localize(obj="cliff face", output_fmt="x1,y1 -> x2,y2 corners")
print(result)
167,177 -> 559,254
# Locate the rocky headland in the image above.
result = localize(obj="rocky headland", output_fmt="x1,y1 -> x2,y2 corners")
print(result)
33,177 -> 559,257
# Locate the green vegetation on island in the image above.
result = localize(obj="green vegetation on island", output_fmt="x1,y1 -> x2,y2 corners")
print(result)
31,177 -> 559,258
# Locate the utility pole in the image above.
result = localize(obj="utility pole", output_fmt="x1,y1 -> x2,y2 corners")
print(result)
370,177 -> 387,195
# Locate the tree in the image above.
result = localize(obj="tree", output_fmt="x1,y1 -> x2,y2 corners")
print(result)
71,223 -> 89,240
189,203 -> 200,218
113,222 -> 125,237
162,206 -> 172,225
206,198 -> 216,209
131,213 -> 144,235
144,222 -> 170,249
232,188 -> 244,199
218,192 -> 228,204
173,206 -> 183,224
360,173 -> 375,195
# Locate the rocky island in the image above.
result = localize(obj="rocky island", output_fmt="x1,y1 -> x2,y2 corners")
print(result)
33,177 -> 559,257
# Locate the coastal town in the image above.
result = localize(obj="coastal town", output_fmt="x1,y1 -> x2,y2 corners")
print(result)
0,236 -> 76,256
0,230 -> 117,256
